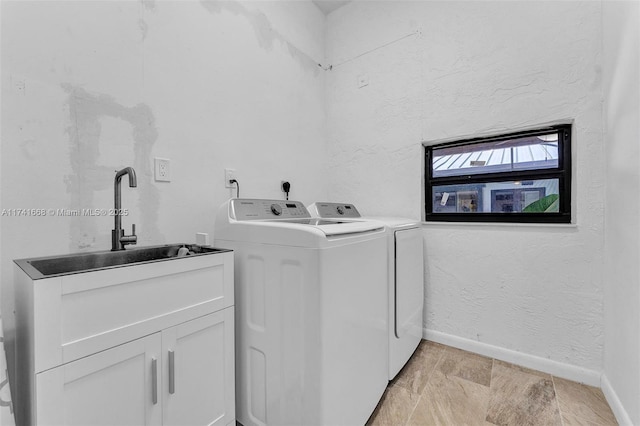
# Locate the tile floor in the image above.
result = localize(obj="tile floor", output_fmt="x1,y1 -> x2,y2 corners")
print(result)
367,340 -> 618,426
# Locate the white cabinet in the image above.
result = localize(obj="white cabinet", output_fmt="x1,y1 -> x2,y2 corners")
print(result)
36,308 -> 235,426
6,249 -> 235,426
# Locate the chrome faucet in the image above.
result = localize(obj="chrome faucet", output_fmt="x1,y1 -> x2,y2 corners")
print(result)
112,167 -> 137,251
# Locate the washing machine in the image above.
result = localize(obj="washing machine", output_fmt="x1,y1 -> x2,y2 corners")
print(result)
214,199 -> 388,426
308,202 -> 424,380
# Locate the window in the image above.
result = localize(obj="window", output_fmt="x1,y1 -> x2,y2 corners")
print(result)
424,124 -> 571,223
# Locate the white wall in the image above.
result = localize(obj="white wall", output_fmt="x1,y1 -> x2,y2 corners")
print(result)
602,1 -> 640,424
326,1 -> 605,378
0,1 -> 326,423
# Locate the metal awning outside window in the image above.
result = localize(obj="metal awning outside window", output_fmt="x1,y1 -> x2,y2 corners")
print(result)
432,135 -> 559,177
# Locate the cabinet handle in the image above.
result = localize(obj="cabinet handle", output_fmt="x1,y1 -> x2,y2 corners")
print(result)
168,350 -> 175,395
151,357 -> 158,405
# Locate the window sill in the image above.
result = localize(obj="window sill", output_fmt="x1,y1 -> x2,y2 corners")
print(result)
421,221 -> 577,229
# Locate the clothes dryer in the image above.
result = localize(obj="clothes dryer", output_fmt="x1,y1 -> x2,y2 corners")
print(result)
308,202 -> 424,380
214,199 -> 388,426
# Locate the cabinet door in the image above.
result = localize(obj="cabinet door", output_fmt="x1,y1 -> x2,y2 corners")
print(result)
162,307 -> 235,426
36,333 -> 162,425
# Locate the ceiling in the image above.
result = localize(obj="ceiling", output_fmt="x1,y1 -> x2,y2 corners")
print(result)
312,0 -> 351,15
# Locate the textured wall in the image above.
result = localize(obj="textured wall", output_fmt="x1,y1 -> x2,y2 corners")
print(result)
602,1 -> 640,424
326,1 -> 605,372
0,1 -> 326,423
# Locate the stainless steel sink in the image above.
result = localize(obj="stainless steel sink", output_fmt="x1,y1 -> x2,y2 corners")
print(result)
15,244 -> 231,279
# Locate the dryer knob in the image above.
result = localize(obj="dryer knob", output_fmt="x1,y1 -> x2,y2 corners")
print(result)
336,206 -> 345,215
270,204 -> 282,216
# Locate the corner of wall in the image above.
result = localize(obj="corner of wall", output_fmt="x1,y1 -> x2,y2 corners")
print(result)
601,373 -> 635,426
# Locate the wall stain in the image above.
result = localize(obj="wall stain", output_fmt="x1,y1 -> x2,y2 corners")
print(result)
200,0 -> 320,75
138,18 -> 149,41
142,0 -> 156,12
138,0 -> 156,41
62,84 -> 161,252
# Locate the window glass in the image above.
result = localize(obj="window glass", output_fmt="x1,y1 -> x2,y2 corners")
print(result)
432,179 -> 560,214
424,125 -> 571,223
432,133 -> 559,178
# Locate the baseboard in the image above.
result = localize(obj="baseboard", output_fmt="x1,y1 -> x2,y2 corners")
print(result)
601,374 -> 634,426
424,329 -> 601,387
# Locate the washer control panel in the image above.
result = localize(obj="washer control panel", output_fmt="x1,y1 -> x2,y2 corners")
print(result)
311,202 -> 361,218
232,199 -> 311,220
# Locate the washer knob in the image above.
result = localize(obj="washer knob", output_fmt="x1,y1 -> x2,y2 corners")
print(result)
336,206 -> 345,215
270,204 -> 282,216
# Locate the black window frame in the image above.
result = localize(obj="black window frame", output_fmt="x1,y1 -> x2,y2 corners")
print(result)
424,124 -> 572,223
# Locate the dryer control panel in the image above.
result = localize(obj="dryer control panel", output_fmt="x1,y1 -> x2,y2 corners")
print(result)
231,199 -> 311,220
310,202 -> 362,218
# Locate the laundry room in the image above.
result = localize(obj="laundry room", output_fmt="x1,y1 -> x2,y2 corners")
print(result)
0,0 -> 638,425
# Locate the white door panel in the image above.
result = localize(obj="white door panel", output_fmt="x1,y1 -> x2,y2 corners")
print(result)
36,333 -> 162,426
395,228 -> 424,338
